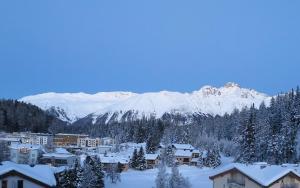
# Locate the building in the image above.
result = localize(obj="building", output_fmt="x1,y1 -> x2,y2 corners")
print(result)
145,154 -> 159,169
0,161 -> 56,188
101,137 -> 115,145
77,137 -> 101,148
209,163 -> 300,188
100,156 -> 129,172
174,150 -> 193,165
9,144 -> 43,165
172,144 -> 200,165
53,133 -> 88,147
40,148 -> 76,168
20,133 -> 52,146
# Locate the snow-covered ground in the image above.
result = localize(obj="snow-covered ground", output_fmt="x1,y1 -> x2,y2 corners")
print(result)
105,156 -> 233,188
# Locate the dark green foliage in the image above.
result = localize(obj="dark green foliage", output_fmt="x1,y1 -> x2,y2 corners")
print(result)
0,100 -> 66,133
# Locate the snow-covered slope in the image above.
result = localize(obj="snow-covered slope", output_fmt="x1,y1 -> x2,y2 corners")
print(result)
20,92 -> 137,122
20,82 -> 270,123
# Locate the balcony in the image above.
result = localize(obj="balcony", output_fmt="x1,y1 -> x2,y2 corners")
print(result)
227,179 -> 245,188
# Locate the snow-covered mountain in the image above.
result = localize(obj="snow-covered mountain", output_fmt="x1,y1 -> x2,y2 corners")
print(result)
20,82 -> 271,123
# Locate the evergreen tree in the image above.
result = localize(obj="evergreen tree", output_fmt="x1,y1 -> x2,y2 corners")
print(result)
137,146 -> 147,170
237,105 -> 256,163
155,158 -> 169,188
74,159 -> 83,188
130,149 -> 139,169
165,145 -> 175,167
169,166 -> 191,188
106,163 -> 121,184
93,157 -> 105,188
204,145 -> 221,168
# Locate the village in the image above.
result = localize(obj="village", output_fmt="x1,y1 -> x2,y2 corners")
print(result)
1,131 -> 300,188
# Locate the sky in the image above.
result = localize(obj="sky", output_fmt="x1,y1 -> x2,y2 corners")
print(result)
0,0 -> 299,99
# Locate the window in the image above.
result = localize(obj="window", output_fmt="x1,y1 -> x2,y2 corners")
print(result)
2,180 -> 7,188
17,180 -> 23,188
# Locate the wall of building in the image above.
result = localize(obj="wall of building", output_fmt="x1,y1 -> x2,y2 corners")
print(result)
0,176 -> 45,188
212,171 -> 262,188
269,175 -> 300,188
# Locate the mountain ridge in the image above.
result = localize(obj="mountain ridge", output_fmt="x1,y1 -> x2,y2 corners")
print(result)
20,82 -> 271,123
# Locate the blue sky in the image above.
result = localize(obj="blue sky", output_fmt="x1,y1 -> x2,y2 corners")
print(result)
0,0 -> 299,99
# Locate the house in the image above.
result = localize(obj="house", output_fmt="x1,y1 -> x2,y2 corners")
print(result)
174,150 -> 193,165
9,144 -> 43,165
40,148 -> 76,168
0,161 -> 56,188
100,156 -> 129,172
171,144 -> 200,165
53,133 -> 88,147
209,163 -> 300,188
145,154 -> 159,169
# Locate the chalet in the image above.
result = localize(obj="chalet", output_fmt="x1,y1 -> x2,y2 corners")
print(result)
174,150 -> 193,165
100,156 -> 129,172
209,163 -> 300,188
0,161 -> 56,188
145,154 -> 159,169
40,148 -> 76,168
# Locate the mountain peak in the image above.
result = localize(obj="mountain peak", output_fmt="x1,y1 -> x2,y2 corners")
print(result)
224,82 -> 240,88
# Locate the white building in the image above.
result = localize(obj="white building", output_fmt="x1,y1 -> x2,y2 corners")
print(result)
9,144 -> 43,165
0,161 -> 56,188
77,137 -> 101,148
20,133 -> 52,146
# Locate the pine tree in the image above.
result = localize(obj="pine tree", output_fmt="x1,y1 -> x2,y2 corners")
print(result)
81,156 -> 104,188
165,145 -> 175,167
93,157 -> 105,188
169,166 -> 191,188
237,104 -> 256,163
137,146 -> 147,170
130,149 -> 139,169
74,159 -> 83,188
204,145 -> 221,168
106,163 -> 121,184
155,158 -> 169,188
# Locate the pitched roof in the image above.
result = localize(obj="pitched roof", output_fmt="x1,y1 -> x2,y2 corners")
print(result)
145,154 -> 159,160
209,163 -> 300,186
0,161 -> 56,187
174,150 -> 192,157
172,144 -> 195,150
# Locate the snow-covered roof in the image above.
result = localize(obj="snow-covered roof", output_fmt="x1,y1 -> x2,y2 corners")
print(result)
145,154 -> 159,160
55,147 -> 71,154
100,156 -> 129,164
0,161 -> 56,186
172,144 -> 195,150
9,143 -> 42,150
175,150 -> 192,157
43,147 -> 75,158
210,163 -> 300,186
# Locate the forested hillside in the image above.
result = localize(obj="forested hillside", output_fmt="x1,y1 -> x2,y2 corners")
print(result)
0,100 -> 67,133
